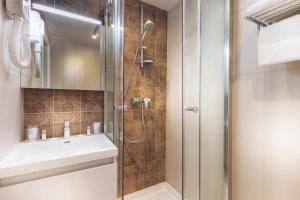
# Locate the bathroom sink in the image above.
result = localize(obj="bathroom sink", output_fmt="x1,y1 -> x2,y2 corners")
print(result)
0,134 -> 118,179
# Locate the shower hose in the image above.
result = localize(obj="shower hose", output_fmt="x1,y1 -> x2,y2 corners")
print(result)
123,39 -> 146,144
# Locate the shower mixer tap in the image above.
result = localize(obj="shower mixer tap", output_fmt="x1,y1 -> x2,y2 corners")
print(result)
142,97 -> 151,108
131,97 -> 151,109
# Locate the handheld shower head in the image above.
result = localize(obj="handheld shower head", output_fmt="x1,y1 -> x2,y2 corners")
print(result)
140,20 -> 155,44
144,20 -> 155,32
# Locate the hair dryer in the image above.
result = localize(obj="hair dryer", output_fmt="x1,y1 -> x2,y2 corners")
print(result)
6,0 -> 31,68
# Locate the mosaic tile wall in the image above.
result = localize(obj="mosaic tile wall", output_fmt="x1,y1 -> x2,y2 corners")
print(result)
123,0 -> 167,194
23,89 -> 104,140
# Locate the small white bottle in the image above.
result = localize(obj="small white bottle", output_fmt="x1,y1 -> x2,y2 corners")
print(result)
41,130 -> 47,141
87,126 -> 91,136
64,121 -> 71,138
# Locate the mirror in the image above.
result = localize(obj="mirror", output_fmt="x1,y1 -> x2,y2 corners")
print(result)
21,0 -> 105,91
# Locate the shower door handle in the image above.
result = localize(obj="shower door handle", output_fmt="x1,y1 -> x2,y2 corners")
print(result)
184,106 -> 198,113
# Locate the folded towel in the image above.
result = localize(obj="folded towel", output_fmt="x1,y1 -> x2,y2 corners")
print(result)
246,0 -> 288,17
245,0 -> 300,65
246,0 -> 300,25
258,14 -> 300,65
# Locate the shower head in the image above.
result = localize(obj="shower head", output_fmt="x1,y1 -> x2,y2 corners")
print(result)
140,20 -> 155,44
143,20 -> 155,32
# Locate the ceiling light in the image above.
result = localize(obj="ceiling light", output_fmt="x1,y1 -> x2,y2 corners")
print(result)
91,25 -> 101,39
32,3 -> 102,25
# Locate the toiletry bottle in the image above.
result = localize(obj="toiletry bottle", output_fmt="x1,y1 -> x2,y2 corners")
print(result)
64,121 -> 71,138
41,130 -> 47,141
87,126 -> 91,136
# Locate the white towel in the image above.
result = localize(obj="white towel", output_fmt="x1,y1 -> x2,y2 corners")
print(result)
258,14 -> 300,65
246,0 -> 289,17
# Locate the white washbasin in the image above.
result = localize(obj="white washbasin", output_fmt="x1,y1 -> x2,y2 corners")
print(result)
0,134 -> 118,179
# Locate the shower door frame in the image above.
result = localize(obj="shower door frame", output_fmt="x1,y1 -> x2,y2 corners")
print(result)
181,0 -> 231,199
224,0 -> 232,198
103,0 -> 125,199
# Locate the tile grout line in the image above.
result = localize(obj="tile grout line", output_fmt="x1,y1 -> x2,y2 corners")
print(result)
154,7 -> 159,183
80,91 -> 82,134
262,68 -> 266,200
52,89 -> 54,138
24,111 -> 93,115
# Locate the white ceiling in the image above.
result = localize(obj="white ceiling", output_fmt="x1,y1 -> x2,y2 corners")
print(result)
141,0 -> 180,11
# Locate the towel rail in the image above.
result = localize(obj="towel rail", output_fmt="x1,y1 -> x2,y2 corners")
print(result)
246,0 -> 300,26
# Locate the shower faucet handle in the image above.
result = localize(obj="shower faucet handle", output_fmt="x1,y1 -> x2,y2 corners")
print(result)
143,97 -> 151,109
131,97 -> 151,108
131,97 -> 142,104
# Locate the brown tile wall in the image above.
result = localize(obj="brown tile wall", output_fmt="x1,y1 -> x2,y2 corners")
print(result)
123,0 -> 167,195
23,89 -> 104,140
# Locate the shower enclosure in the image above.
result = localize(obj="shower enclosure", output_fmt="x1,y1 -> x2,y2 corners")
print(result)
104,0 -> 231,199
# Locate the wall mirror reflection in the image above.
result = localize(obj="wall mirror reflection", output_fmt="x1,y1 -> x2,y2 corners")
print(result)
21,0 -> 106,90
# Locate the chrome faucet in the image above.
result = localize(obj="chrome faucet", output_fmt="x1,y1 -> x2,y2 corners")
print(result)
131,97 -> 151,108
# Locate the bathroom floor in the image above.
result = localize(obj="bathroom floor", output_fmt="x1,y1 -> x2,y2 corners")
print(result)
124,183 -> 181,200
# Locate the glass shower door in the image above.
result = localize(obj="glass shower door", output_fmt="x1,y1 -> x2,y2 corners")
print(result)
182,0 -> 201,199
199,0 -> 230,199
182,0 -> 230,199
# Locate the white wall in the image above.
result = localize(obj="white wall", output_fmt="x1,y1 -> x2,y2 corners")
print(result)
0,0 -> 22,159
166,3 -> 182,193
232,0 -> 300,199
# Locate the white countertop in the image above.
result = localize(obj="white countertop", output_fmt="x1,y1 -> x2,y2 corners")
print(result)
0,134 -> 118,179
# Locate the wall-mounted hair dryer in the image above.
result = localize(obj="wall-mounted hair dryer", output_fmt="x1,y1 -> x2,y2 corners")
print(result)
6,0 -> 31,68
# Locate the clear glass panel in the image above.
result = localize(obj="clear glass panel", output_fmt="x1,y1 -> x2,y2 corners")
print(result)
199,0 -> 228,198
183,0 -> 201,199
183,0 -> 230,199
166,1 -> 183,196
112,0 -> 125,198
103,0 -> 124,198
104,1 -> 114,141
122,1 -> 169,197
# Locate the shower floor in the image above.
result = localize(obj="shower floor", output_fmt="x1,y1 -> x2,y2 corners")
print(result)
124,182 -> 181,200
